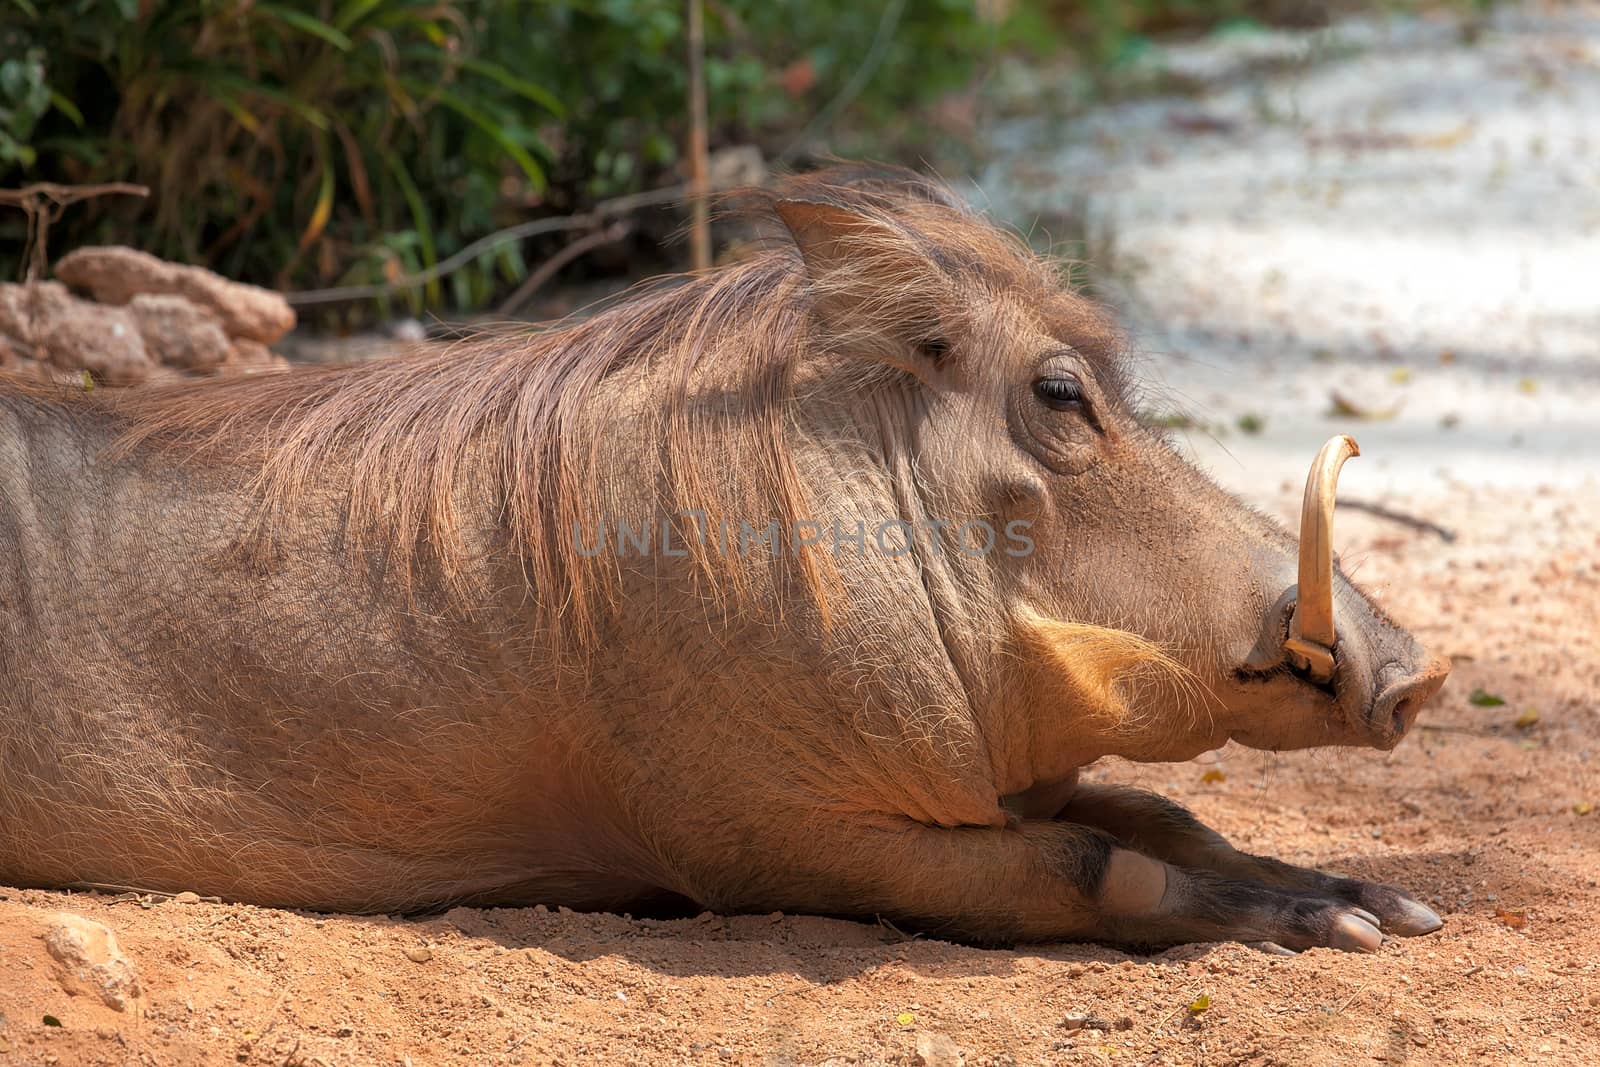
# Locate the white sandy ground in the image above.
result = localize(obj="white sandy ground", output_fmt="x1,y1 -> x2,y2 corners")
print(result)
978,0 -> 1600,502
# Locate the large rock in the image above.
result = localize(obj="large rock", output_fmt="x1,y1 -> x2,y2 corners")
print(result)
43,912 -> 142,1012
33,292 -> 153,386
129,293 -> 230,371
0,280 -> 71,349
55,246 -> 296,344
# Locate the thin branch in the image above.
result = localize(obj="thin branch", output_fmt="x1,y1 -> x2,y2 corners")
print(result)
496,221 -> 631,316
0,181 -> 151,206
775,0 -> 907,165
686,0 -> 712,270
0,182 -> 150,282
1340,499 -> 1458,542
283,184 -> 693,307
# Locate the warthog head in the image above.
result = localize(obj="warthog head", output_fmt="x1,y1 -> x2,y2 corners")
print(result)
763,173 -> 1449,779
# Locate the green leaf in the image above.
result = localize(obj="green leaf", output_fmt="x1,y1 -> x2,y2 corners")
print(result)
298,135 -> 336,250
258,4 -> 355,51
1468,688 -> 1506,707
402,80 -> 546,193
206,73 -> 330,131
48,91 -> 85,128
333,0 -> 386,32
379,147 -> 439,306
213,92 -> 263,135
0,139 -> 37,167
453,55 -> 565,117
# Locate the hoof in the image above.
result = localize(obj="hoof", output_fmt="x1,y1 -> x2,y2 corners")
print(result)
1330,911 -> 1384,952
1384,897 -> 1443,937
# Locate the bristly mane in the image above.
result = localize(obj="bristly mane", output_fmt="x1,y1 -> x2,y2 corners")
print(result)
13,166 -> 1111,652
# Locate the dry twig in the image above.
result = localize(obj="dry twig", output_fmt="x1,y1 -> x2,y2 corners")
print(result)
496,220 -> 632,316
0,182 -> 149,281
686,0 -> 712,270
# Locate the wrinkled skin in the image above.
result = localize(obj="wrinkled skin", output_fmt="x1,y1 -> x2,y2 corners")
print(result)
0,171 -> 1448,952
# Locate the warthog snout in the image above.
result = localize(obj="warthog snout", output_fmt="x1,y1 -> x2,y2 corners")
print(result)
1372,657 -> 1451,741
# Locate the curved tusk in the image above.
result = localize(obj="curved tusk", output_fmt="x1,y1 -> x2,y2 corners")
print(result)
1285,434 -> 1360,684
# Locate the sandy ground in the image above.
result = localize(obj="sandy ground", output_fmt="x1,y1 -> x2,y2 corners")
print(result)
4,4 -> 1598,1065
982,0 -> 1600,497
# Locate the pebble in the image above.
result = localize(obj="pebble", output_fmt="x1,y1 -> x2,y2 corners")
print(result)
403,946 -> 434,963
913,1031 -> 964,1067
43,912 -> 142,1011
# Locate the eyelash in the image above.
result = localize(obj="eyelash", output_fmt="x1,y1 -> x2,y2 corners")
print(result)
1033,376 -> 1084,411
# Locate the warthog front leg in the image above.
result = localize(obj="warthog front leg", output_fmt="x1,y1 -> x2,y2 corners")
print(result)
1051,782 -> 1442,941
765,819 -> 1415,950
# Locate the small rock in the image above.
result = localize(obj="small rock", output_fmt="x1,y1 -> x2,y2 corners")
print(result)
913,1031 -> 964,1067
219,339 -> 289,375
0,281 -> 70,345
0,350 -> 60,383
0,331 -> 23,365
403,946 -> 433,963
170,891 -> 201,905
388,318 -> 427,343
31,293 -> 153,386
129,294 -> 230,371
43,913 -> 142,1011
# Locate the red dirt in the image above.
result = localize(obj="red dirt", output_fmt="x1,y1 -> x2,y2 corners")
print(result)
2,484 -> 1596,1066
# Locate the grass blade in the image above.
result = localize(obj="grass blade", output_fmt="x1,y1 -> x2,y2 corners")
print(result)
258,4 -> 355,51
380,146 -> 439,305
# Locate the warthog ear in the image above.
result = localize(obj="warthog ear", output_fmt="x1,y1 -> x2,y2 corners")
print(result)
774,198 -> 945,377
775,198 -> 916,276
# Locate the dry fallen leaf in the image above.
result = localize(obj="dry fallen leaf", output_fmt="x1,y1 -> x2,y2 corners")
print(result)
896,1011 -> 916,1029
1513,708 -> 1540,730
1417,121 -> 1476,149
1573,802 -> 1593,816
1327,389 -> 1399,421
1188,994 -> 1211,1015
1199,769 -> 1227,784
1494,907 -> 1527,930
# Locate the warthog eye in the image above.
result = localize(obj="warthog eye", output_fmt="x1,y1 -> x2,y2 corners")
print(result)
1033,375 -> 1084,411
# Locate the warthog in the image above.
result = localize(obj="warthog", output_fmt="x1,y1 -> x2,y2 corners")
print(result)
0,166 -> 1449,952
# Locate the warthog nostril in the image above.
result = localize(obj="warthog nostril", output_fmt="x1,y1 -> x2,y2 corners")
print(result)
1373,657 -> 1450,737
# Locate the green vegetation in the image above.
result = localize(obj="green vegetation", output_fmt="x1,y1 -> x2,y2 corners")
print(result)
0,1 -> 1474,314
2,0 -> 1016,311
